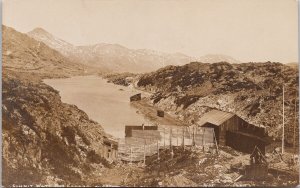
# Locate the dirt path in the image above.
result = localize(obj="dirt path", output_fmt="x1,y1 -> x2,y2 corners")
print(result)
131,98 -> 188,126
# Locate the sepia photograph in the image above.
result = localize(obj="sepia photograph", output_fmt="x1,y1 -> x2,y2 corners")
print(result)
2,0 -> 299,187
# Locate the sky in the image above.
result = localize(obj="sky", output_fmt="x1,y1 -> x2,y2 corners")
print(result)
3,0 -> 299,63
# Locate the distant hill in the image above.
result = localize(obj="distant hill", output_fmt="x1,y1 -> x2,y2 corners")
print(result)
197,54 -> 242,64
27,27 -> 198,73
3,25 -> 89,78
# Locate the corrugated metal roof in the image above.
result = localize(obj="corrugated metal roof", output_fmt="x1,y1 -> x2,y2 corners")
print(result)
197,109 -> 235,126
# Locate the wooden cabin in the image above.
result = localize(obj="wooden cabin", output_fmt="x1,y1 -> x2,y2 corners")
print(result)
198,109 -> 269,154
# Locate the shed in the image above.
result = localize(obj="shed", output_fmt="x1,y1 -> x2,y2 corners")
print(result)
102,136 -> 118,161
198,109 -> 269,154
198,110 -> 242,145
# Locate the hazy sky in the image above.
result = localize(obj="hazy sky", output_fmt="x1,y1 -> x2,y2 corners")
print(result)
3,0 -> 298,63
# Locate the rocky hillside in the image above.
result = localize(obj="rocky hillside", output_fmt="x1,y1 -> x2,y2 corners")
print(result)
2,25 -> 110,186
27,28 -> 196,73
137,62 -> 299,144
2,26 -> 96,78
3,73 -> 111,186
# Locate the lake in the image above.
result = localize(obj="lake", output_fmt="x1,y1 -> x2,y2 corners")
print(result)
44,75 -> 150,138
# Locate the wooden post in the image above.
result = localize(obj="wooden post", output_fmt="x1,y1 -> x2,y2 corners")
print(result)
183,127 -> 185,151
177,128 -> 179,146
203,128 -> 206,145
164,127 -> 166,150
195,127 -> 198,146
130,147 -> 132,165
192,126 -> 195,146
157,140 -> 160,160
282,85 -> 285,154
170,128 -> 172,150
293,99 -> 297,153
213,129 -> 219,155
143,139 -> 146,165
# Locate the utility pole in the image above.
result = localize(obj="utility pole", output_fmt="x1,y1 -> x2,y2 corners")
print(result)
281,64 -> 285,155
282,85 -> 285,154
294,97 -> 297,155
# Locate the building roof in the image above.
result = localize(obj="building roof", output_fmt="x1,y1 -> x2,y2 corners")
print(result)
197,109 -> 235,126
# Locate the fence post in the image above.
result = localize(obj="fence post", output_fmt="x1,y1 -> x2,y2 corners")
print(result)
202,128 -> 206,151
164,127 -> 166,150
213,129 -> 219,155
157,140 -> 160,160
192,126 -> 195,146
130,147 -> 132,165
183,127 -> 185,151
177,128 -> 179,146
195,126 -> 198,145
170,128 -> 172,150
202,127 -> 205,148
144,139 -> 146,165
204,128 -> 206,145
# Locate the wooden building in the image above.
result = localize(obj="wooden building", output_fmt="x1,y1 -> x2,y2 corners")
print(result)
102,136 -> 118,161
198,109 -> 269,154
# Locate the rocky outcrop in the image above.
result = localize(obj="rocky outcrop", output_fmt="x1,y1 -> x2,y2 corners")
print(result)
104,72 -> 138,86
2,73 -> 109,186
137,62 -> 299,143
2,25 -> 109,186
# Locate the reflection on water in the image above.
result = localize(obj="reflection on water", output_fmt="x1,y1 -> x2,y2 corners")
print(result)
44,75 -> 150,138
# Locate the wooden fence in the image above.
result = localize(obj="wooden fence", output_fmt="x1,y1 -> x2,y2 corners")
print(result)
118,125 -> 217,163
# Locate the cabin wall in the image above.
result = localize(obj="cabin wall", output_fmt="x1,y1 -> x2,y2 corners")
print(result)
238,121 -> 266,137
226,131 -> 267,154
218,115 -> 241,145
200,112 -> 269,153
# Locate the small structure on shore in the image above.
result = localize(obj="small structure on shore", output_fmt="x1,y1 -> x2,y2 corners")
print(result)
102,136 -> 118,161
157,110 -> 164,117
198,109 -> 269,154
130,93 -> 141,102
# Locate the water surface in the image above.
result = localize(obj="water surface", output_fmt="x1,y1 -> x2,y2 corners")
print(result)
44,75 -> 149,138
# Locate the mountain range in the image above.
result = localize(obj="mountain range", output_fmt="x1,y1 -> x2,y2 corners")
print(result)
27,27 -> 242,73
